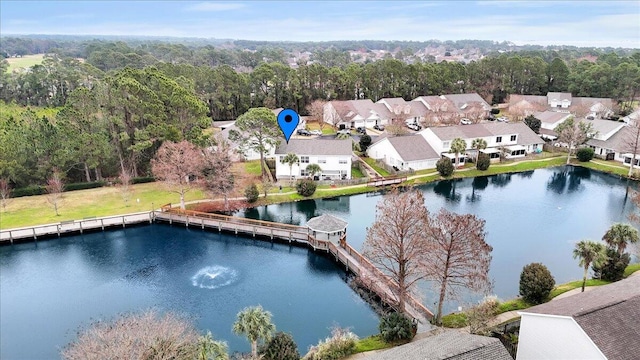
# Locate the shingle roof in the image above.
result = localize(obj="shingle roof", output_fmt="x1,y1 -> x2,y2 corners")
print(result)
443,93 -> 491,110
275,139 -> 352,156
387,135 -> 440,161
510,122 -> 545,145
587,125 -> 636,153
547,92 -> 572,102
306,214 -> 348,233
583,119 -> 625,140
330,100 -> 392,122
509,94 -> 547,105
533,111 -> 571,125
363,330 -> 512,360
425,122 -> 524,141
522,275 -> 640,360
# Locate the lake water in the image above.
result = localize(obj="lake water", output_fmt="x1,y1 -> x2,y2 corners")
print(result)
0,226 -> 379,359
1,165 -> 637,359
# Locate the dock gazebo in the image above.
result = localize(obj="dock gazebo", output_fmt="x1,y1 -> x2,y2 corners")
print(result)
306,214 -> 348,247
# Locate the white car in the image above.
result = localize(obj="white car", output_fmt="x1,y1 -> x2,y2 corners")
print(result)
460,118 -> 472,125
497,117 -> 509,123
309,130 -> 322,135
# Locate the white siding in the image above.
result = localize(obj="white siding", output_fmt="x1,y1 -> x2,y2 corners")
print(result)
367,138 -> 437,171
275,154 -> 351,180
517,313 -> 606,360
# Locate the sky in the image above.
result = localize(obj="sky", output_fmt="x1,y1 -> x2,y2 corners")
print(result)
1,1 -> 639,48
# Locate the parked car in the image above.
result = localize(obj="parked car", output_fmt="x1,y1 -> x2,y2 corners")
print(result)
497,117 -> 509,123
297,129 -> 311,136
337,129 -> 351,135
373,124 -> 385,131
309,129 -> 322,135
406,123 -> 421,131
356,127 -> 366,134
460,118 -> 472,125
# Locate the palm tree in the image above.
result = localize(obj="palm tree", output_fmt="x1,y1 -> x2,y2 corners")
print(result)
450,138 -> 467,169
282,153 -> 299,185
471,138 -> 487,167
197,331 -> 229,360
573,240 -> 606,292
306,163 -> 322,180
602,223 -> 639,255
232,305 -> 275,359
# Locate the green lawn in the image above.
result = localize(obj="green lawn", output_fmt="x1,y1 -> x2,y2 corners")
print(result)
441,312 -> 469,328
306,122 -> 336,135
363,157 -> 391,176
351,166 -> 365,178
548,279 -> 611,299
0,182 -> 208,229
624,263 -> 640,278
244,160 -> 263,176
451,156 -> 566,179
573,159 -> 629,177
5,54 -> 45,72
354,335 -> 395,353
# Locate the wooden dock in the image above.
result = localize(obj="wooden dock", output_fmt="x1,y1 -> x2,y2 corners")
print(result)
1,205 -> 433,325
0,212 -> 153,244
367,175 -> 407,187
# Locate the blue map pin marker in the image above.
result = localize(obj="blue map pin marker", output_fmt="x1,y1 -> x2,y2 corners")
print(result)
277,108 -> 300,143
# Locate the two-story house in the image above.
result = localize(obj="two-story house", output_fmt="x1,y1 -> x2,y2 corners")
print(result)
323,100 -> 391,129
274,139 -> 352,180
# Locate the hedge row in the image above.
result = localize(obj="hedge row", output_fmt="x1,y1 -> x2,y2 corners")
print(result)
11,177 -> 156,198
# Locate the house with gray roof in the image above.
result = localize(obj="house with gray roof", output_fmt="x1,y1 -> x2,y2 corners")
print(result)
517,274 -> 640,360
363,329 -> 512,360
443,93 -> 492,113
323,99 -> 392,129
366,134 -> 440,171
274,139 -> 352,180
419,122 -> 543,161
377,97 -> 429,125
547,92 -> 573,109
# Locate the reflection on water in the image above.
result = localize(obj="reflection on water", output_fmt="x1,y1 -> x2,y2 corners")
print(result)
191,265 -> 239,289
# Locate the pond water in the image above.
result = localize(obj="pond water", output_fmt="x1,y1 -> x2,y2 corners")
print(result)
1,165 -> 637,359
0,226 -> 379,359
236,165 -> 638,307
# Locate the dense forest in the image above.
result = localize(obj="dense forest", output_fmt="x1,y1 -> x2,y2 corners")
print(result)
1,36 -> 639,189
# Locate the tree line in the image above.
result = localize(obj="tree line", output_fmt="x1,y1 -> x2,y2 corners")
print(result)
1,49 -> 639,188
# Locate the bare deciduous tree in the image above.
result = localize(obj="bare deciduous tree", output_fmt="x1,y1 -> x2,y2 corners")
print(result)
363,190 -> 430,312
509,101 -> 546,122
118,169 -> 133,206
463,101 -> 487,123
203,135 -> 236,212
554,117 -> 596,164
466,296 -> 500,335
45,169 -> 65,216
424,209 -> 493,324
0,178 -> 12,212
151,140 -> 204,210
624,120 -> 640,177
61,310 -> 228,360
306,99 -> 327,131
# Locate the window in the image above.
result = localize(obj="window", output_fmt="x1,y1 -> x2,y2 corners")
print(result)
300,169 -> 309,176
496,136 -> 502,143
300,156 -> 309,164
339,159 -> 347,164
510,135 -> 516,141
443,141 -> 450,148
279,156 -> 284,163
318,158 -> 327,164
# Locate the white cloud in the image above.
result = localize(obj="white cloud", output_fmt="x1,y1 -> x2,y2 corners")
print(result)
184,2 -> 246,12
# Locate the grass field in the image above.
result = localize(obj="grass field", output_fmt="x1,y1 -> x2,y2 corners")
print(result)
363,157 -> 391,176
0,182 -> 208,229
5,54 -> 45,72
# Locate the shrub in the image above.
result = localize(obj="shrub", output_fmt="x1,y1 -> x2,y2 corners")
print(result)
64,181 -> 107,192
12,185 -> 46,197
296,178 -> 317,197
467,296 -> 500,335
378,312 -> 414,342
244,183 -> 259,203
259,332 -> 299,360
303,327 -> 358,360
131,176 -> 155,184
519,263 -> 555,304
476,152 -> 491,171
576,147 -> 595,162
436,157 -> 454,177
359,135 -> 372,152
592,247 -> 630,282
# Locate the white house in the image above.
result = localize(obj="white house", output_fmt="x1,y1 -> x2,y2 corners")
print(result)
419,122 -> 543,161
517,275 -> 640,360
366,135 -> 440,171
586,120 -> 634,163
274,139 -> 352,180
532,111 -> 573,140
547,92 -> 572,109
323,100 -> 391,129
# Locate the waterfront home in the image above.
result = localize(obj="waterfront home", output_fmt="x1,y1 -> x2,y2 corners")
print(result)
274,139 -> 352,180
586,120 -> 634,163
517,275 -> 640,360
366,134 -> 440,171
533,111 -> 572,140
323,99 -> 391,129
419,122 -> 542,160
